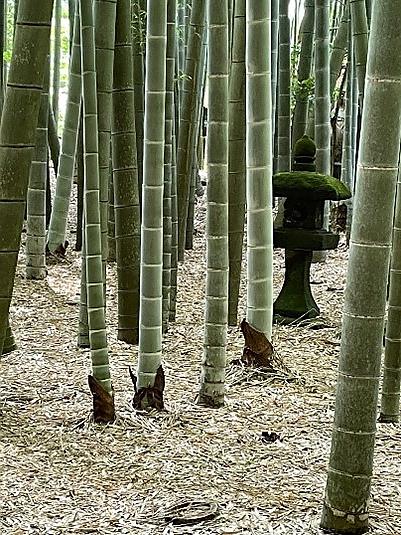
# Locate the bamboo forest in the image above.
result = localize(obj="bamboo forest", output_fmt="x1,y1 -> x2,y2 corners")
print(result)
1,0 -> 401,533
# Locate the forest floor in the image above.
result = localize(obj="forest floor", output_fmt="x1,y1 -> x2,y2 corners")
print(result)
1,187 -> 401,535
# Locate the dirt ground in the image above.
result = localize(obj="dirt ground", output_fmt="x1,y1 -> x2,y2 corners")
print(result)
0,190 -> 400,534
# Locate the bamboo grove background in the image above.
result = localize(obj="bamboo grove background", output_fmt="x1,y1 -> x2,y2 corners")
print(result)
0,0 -> 401,532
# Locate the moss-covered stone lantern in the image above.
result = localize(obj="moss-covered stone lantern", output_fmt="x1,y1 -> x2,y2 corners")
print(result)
273,135 -> 351,324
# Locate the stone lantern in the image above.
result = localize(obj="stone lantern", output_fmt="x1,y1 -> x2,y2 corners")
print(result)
273,135 -> 351,324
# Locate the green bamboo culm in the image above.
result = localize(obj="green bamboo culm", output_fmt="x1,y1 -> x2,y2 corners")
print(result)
47,3 -> 82,255
344,12 -> 355,242
131,0 -> 145,198
162,0 -> 176,334
228,0 -> 245,327
321,1 -> 401,531
198,0 -> 229,408
292,0 -> 315,147
134,0 -> 167,409
112,0 -> 140,345
26,53 -> 50,280
79,0 -> 114,423
176,0 -> 205,261
0,0 -> 54,354
52,0 -> 61,126
329,1 -> 349,98
68,0 -> 75,48
169,103 -> 178,322
271,0 -> 279,137
48,105 -> 60,173
107,175 -> 116,261
349,0 -> 368,105
245,1 -> 273,339
184,28 -> 207,251
314,0 -> 331,176
0,0 -> 5,113
340,33 -> 353,202
380,157 -> 401,423
277,0 -> 290,172
95,0 -> 117,270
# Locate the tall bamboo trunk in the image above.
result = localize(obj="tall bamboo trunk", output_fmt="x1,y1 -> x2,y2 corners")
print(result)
277,0 -> 291,172
244,1 -> 273,345
321,0 -> 401,531
198,0 -> 229,408
380,155 -> 401,423
131,0 -> 144,201
330,1 -> 349,98
26,53 -> 50,280
350,0 -> 368,105
133,0 -> 167,410
315,0 -> 331,175
162,0 -> 176,334
176,0 -> 205,260
112,0 -> 140,345
95,0 -> 117,271
271,0 -> 279,143
52,0 -> 61,126
47,3 -> 81,255
0,0 -> 54,354
227,0 -> 245,327
80,0 -> 114,423
292,0 -> 315,146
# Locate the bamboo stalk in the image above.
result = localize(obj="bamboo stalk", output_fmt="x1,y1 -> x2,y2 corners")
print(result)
228,0 -> 245,327
80,0 -> 114,421
135,0 -> 167,406
0,0 -> 53,353
112,0 -> 140,344
198,0 -> 229,408
321,0 -> 401,529
245,0 -> 273,339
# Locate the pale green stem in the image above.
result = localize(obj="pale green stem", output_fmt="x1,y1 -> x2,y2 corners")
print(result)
198,0 -> 229,408
47,4 -> 81,254
321,0 -> 401,530
246,1 -> 273,338
80,0 -> 112,394
137,0 -> 167,390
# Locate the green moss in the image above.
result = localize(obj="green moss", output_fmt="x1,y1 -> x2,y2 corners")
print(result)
293,135 -> 316,158
273,171 -> 352,201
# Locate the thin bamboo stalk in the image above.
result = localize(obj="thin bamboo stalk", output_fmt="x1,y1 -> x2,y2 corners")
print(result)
176,0 -> 205,260
277,0 -> 291,172
52,0 -> 61,126
315,0 -> 331,175
162,0 -> 176,333
47,4 -> 81,255
292,0 -> 315,146
349,0 -> 368,104
228,0 -> 245,327
80,0 -> 114,421
26,53 -> 50,280
94,0 -> 117,268
380,155 -> 401,423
